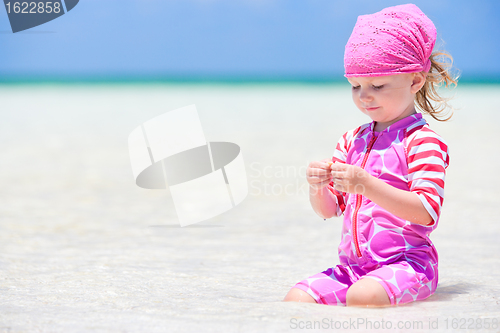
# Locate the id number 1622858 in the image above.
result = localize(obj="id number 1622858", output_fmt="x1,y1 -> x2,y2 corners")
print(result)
5,2 -> 62,14
444,318 -> 498,330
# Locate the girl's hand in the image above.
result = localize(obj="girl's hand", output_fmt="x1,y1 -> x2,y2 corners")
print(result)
330,163 -> 371,194
306,159 -> 333,189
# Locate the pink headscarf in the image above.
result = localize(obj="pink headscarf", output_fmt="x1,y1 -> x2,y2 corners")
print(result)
344,4 -> 436,77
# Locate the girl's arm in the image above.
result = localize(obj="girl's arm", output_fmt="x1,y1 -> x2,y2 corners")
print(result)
331,163 -> 432,225
309,185 -> 338,219
306,160 -> 338,219
362,175 -> 432,225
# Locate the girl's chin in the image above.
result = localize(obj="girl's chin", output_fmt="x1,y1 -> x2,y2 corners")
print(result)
365,115 -> 382,122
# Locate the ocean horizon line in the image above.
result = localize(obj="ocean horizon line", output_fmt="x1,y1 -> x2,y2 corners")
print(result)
0,74 -> 498,85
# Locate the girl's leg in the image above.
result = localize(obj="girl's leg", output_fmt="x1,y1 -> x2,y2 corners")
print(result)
356,261 -> 437,306
283,288 -> 317,303
345,278 -> 390,307
283,265 -> 356,305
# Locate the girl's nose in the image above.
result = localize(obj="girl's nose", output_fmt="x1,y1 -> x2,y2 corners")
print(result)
359,88 -> 373,102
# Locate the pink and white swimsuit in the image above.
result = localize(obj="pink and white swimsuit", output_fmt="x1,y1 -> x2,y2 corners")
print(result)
294,113 -> 449,305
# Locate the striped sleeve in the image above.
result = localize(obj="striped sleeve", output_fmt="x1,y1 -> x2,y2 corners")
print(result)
406,126 -> 449,225
329,126 -> 361,216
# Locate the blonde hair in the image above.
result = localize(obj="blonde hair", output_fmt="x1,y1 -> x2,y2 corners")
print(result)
415,51 -> 459,121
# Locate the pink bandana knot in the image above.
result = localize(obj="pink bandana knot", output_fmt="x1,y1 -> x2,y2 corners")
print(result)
344,4 -> 436,77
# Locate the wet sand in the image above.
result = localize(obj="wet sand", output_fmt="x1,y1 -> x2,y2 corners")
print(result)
0,84 -> 499,332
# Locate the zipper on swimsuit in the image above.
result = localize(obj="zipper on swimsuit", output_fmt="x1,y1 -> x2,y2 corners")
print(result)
352,133 -> 379,258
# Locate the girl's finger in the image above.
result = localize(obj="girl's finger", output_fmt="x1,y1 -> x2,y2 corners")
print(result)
330,171 -> 344,179
307,175 -> 332,184
331,177 -> 343,185
307,168 -> 331,177
310,178 -> 332,189
310,160 -> 331,168
330,163 -> 346,172
318,162 -> 332,170
317,178 -> 332,187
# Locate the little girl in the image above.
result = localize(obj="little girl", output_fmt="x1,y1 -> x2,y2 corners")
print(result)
284,4 -> 457,306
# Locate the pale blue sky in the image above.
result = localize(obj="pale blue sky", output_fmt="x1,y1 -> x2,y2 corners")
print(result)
1,0 -> 499,81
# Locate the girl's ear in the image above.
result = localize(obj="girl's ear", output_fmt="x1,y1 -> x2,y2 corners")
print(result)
410,72 -> 426,93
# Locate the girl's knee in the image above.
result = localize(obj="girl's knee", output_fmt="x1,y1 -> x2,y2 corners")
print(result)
283,288 -> 317,303
346,278 -> 391,307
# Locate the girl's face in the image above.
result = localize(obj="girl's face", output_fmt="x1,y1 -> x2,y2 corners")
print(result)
347,73 -> 425,132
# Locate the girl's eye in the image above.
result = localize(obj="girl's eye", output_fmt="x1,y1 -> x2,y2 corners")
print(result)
373,85 -> 384,90
352,86 -> 360,90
